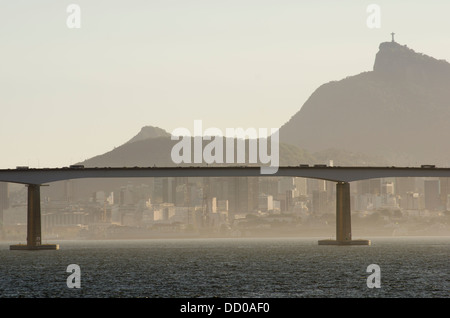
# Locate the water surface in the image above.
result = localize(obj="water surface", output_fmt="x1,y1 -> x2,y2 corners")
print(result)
0,237 -> 448,298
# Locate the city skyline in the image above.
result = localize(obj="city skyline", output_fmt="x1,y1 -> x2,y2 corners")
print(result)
2,165 -> 450,243
1,2 -> 449,302
1,1 -> 450,168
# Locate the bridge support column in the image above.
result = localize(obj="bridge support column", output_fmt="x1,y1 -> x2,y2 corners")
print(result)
336,181 -> 352,242
318,182 -> 370,246
10,184 -> 59,250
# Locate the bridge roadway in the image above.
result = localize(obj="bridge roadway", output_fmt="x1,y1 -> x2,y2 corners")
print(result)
2,165 -> 450,184
3,165 -> 450,249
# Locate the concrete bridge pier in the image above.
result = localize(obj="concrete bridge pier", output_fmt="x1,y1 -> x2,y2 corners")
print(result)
10,184 -> 59,250
318,182 -> 370,246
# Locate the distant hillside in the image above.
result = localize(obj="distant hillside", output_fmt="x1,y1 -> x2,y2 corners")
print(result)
81,136 -> 176,168
79,133 -> 382,169
41,127 -> 384,200
279,41 -> 450,166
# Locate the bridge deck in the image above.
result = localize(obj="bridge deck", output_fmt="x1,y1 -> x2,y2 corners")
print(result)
1,166 -> 450,185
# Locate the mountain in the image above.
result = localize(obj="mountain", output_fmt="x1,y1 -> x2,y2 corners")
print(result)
82,135 -> 175,168
124,126 -> 170,144
43,127 -> 383,200
279,41 -> 450,166
79,132 -> 382,169
80,135 -> 315,168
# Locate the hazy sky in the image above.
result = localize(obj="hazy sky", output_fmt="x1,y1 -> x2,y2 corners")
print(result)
1,0 -> 449,168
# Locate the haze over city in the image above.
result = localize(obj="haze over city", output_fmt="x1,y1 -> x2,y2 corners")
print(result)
1,1 -> 450,168
1,2 -> 450,302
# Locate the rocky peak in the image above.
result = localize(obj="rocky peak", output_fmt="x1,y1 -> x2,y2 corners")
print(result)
126,126 -> 170,144
373,41 -> 450,83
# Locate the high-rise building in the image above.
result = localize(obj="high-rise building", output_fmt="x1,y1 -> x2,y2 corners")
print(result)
312,190 -> 328,214
258,177 -> 279,198
278,177 -> 295,194
285,190 -> 295,212
307,179 -> 326,195
357,179 -> 381,195
325,181 -> 335,201
294,178 -> 307,196
63,180 -> 73,202
210,177 -> 227,201
424,179 -> 440,210
395,177 -> 416,198
151,178 -> 164,204
217,200 -> 228,212
119,185 -> 134,205
161,177 -> 192,206
381,182 -> 395,195
406,192 -> 424,210
175,183 -> 187,206
0,182 -> 9,211
162,177 -> 175,203
227,177 -> 258,215
258,194 -> 273,212
0,182 -> 8,233
439,177 -> 450,207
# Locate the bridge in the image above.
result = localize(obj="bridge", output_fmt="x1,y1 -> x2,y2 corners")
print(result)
2,165 -> 450,249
